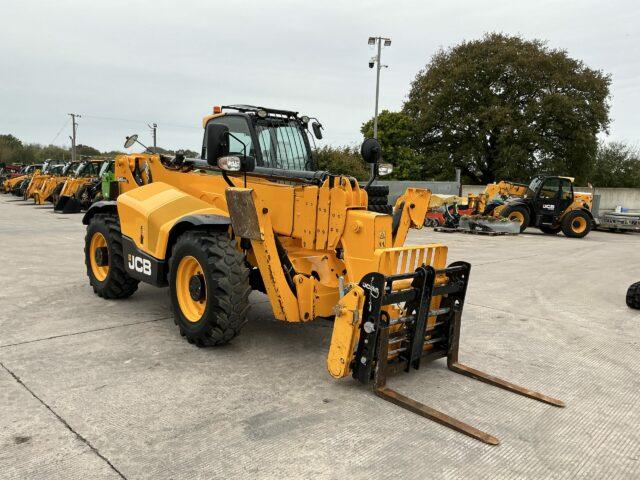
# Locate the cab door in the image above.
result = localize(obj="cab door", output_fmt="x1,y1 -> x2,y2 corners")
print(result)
533,177 -> 564,224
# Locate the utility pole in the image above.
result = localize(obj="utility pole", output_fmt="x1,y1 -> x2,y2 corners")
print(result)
148,123 -> 157,149
68,113 -> 81,162
368,36 -> 391,139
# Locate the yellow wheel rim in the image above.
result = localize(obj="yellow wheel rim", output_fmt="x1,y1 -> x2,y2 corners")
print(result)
508,211 -> 525,226
176,256 -> 207,323
89,232 -> 109,282
572,216 -> 587,234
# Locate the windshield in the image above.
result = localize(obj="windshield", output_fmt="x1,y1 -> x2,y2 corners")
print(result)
255,119 -> 311,170
74,162 -> 86,176
525,177 -> 544,199
98,160 -> 112,177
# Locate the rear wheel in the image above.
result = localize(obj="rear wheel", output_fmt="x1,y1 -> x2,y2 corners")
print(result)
169,230 -> 251,346
539,225 -> 562,235
501,205 -> 530,233
561,210 -> 592,238
85,214 -> 139,298
626,282 -> 640,309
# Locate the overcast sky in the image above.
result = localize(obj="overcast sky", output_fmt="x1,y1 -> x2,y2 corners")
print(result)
1,0 -> 638,153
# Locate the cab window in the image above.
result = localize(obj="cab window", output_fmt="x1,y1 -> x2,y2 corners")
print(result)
539,178 -> 560,199
204,115 -> 255,158
560,179 -> 573,200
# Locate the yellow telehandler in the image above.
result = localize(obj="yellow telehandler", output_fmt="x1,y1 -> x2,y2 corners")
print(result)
54,159 -> 105,213
33,161 -> 78,205
477,177 -> 594,237
25,160 -> 64,201
82,105 -> 563,444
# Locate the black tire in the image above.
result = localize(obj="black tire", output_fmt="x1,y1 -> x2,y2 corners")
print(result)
500,205 -> 530,233
626,282 -> 640,309
539,225 -> 562,235
368,196 -> 388,206
85,214 -> 139,299
368,204 -> 393,215
169,230 -> 251,347
75,184 -> 93,210
366,185 -> 389,196
561,210 -> 592,238
51,183 -> 64,206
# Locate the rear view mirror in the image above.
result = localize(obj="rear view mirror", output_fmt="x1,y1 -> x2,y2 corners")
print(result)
124,134 -> 138,149
312,121 -> 323,140
204,123 -> 230,165
361,138 -> 381,164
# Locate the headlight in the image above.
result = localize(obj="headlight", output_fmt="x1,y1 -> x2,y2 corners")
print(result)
217,156 -> 242,171
378,163 -> 393,176
256,109 -> 268,118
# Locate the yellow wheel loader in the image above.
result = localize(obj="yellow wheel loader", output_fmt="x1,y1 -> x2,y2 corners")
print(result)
82,105 -> 563,444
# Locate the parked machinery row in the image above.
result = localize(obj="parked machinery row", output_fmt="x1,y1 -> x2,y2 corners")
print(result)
1,158 -> 116,213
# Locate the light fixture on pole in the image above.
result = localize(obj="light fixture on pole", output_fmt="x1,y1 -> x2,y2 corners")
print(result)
367,36 -> 391,139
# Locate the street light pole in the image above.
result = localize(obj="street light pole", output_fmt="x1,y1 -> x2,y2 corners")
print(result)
368,36 -> 391,140
373,39 -> 382,139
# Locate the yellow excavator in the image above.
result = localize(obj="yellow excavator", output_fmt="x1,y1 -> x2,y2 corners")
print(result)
82,105 -> 563,444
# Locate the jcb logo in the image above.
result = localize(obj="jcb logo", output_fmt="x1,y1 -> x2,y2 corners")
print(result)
128,254 -> 151,276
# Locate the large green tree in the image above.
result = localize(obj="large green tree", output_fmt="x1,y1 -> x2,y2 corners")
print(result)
313,145 -> 368,179
361,110 -> 423,180
403,33 -> 611,184
590,142 -> 640,188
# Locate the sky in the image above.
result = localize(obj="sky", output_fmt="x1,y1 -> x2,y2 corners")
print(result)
1,0 -> 639,153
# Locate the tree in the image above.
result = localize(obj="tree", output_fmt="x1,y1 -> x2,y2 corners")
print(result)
313,145 -> 368,179
403,33 -> 611,184
76,144 -> 101,157
360,110 -> 424,180
589,142 -> 640,188
0,134 -> 30,164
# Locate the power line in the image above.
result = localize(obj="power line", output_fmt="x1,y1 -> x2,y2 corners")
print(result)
49,117 -> 70,145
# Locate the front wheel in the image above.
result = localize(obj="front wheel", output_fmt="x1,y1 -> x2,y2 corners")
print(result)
500,205 -> 530,233
169,230 -> 251,347
561,210 -> 592,238
85,214 -> 139,298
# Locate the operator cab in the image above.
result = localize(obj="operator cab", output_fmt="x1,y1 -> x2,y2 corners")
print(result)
74,160 -> 102,177
201,105 -> 322,171
525,175 -> 574,223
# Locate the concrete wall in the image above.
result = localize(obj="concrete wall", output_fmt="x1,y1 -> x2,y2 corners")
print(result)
375,181 -> 459,203
461,184 -> 640,215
